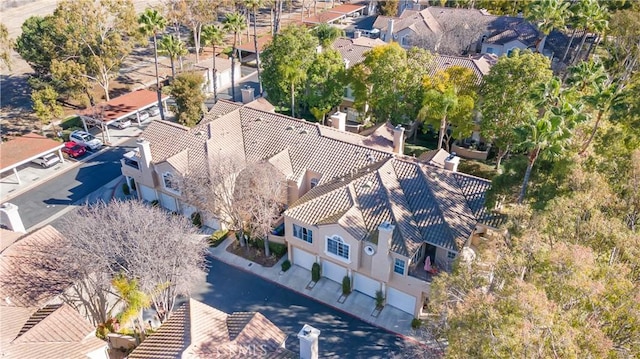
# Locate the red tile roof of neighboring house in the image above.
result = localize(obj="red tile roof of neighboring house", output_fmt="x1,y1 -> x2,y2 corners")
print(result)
303,11 -> 345,24
236,35 -> 273,53
0,304 -> 107,359
329,4 -> 366,14
79,89 -> 170,123
0,133 -> 64,172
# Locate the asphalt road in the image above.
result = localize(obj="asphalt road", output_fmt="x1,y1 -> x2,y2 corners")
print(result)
9,139 -> 137,230
194,257 -> 413,358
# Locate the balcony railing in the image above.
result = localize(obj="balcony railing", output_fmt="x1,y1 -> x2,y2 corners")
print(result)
124,159 -> 139,170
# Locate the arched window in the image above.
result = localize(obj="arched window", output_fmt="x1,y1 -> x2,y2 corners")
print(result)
163,172 -> 179,193
327,235 -> 349,260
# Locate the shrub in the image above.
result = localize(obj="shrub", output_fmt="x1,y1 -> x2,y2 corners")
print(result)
209,229 -> 229,247
311,263 -> 321,282
191,212 -> 202,228
122,183 -> 130,196
375,290 -> 385,308
251,238 -> 288,257
411,318 -> 422,329
342,275 -> 351,295
281,259 -> 291,272
150,199 -> 159,207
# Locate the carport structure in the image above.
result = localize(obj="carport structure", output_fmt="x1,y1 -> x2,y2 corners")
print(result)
0,133 -> 64,185
302,4 -> 366,25
78,89 -> 170,143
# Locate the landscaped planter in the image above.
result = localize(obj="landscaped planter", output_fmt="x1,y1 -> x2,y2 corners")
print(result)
451,142 -> 490,160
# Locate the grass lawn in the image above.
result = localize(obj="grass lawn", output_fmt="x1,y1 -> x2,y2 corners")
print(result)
60,115 -> 83,130
458,159 -> 497,180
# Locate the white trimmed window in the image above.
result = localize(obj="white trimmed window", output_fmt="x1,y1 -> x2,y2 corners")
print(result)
162,172 -> 179,193
293,224 -> 313,243
394,258 -> 405,275
447,251 -> 456,259
310,178 -> 319,189
327,235 -> 349,260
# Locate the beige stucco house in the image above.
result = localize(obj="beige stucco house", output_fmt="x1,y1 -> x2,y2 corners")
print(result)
120,99 -> 500,318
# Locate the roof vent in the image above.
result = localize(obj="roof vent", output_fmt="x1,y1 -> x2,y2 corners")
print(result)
362,180 -> 373,188
300,129 -> 309,135
195,130 -> 204,136
255,117 -> 262,122
285,125 -> 294,131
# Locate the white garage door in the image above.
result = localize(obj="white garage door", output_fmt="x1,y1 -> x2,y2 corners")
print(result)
322,260 -> 347,284
292,247 -> 315,271
353,273 -> 380,298
159,192 -> 178,212
139,185 -> 157,202
387,287 -> 416,315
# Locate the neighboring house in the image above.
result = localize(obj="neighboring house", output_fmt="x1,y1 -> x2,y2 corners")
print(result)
128,298 -> 296,359
120,98 -> 501,318
192,56 -> 240,94
0,304 -> 108,359
372,6 -> 541,56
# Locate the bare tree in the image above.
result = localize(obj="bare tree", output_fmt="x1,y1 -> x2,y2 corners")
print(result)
233,162 -> 287,256
410,16 -> 489,55
54,200 -> 208,324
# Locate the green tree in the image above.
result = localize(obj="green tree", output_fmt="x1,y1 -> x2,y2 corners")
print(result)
223,12 -> 247,102
158,35 -> 188,80
180,0 -> 221,64
139,8 -> 168,121
525,0 -> 570,53
378,0 -> 399,16
312,23 -> 344,48
31,86 -> 64,136
262,25 -> 318,117
419,66 -> 477,151
572,0 -> 609,64
14,15 -> 60,76
304,49 -> 345,123
51,0 -> 138,102
112,274 -> 150,341
246,0 -> 266,96
604,9 -> 640,82
201,24 -> 226,102
348,43 -> 433,124
0,23 -> 12,71
480,50 -> 553,170
170,71 -> 205,127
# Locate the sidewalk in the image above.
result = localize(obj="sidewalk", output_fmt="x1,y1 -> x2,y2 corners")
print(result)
208,236 -> 417,339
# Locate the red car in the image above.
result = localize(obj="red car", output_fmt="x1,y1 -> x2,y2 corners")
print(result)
62,141 -> 87,158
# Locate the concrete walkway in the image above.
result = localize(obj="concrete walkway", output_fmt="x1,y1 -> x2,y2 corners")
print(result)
208,236 -> 417,339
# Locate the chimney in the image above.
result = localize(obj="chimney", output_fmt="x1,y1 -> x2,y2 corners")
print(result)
137,138 -> 152,170
330,112 -> 347,131
386,19 -> 395,43
393,124 -> 405,155
343,58 -> 350,69
371,221 -> 394,281
444,152 -> 460,172
298,324 -> 320,359
241,86 -> 255,104
353,30 -> 362,39
0,203 -> 26,233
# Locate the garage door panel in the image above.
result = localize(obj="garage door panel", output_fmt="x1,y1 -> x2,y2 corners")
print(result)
322,260 -> 346,284
293,247 -> 315,270
387,287 -> 416,315
353,273 -> 379,298
139,185 -> 157,202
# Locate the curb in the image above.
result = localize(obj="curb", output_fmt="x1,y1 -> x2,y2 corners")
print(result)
206,251 -> 422,344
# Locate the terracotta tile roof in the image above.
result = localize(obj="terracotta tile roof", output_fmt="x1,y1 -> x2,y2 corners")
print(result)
0,225 -> 71,308
332,37 -> 386,66
0,304 -> 107,359
0,133 -> 64,171
330,3 -> 366,14
0,228 -> 24,253
79,89 -> 170,123
287,157 -> 495,256
431,53 -> 498,83
206,99 -> 243,118
129,298 -> 293,359
237,35 -> 273,53
303,11 -> 345,24
246,97 -> 276,113
418,148 -> 450,168
191,55 -> 233,72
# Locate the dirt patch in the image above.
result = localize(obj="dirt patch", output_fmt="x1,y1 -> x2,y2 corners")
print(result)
226,240 -> 283,267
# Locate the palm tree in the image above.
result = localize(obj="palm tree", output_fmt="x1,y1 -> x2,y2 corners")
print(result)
516,78 -> 579,203
561,1 -> 585,63
282,58 -> 307,118
202,24 -> 226,103
246,0 -> 265,96
158,35 -> 188,80
312,23 -> 344,48
112,274 -> 150,342
572,0 -> 609,64
139,9 -> 168,121
525,0 -> 570,53
223,12 -> 247,102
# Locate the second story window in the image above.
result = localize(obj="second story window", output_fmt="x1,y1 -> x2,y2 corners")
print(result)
310,178 -> 319,189
163,172 -> 179,193
293,224 -> 313,243
327,235 -> 349,260
394,258 -> 405,275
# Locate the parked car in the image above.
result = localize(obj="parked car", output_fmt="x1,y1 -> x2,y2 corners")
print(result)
138,110 -> 150,122
147,106 -> 160,116
113,117 -> 131,129
61,141 -> 87,158
32,153 -> 61,168
70,130 -> 103,151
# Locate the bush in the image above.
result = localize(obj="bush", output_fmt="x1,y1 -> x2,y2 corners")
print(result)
251,238 -> 288,257
122,183 -> 130,196
281,259 -> 291,272
342,275 -> 351,295
209,229 -> 229,247
375,290 -> 385,308
150,199 -> 159,207
311,262 -> 321,282
411,318 -> 422,329
191,212 -> 202,228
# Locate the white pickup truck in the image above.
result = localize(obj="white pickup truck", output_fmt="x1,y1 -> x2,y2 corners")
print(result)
32,153 -> 61,168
